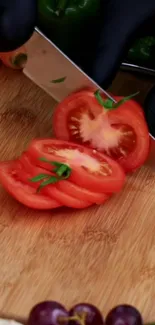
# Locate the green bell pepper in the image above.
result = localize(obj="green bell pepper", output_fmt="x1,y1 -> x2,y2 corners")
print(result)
127,36 -> 155,66
38,0 -> 100,54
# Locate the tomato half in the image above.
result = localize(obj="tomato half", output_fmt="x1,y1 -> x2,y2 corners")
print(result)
25,138 -> 125,193
19,153 -> 91,209
53,89 -> 102,142
53,90 -> 150,172
0,161 -> 60,210
20,152 -> 110,204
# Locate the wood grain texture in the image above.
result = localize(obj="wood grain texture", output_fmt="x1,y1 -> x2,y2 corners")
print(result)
0,63 -> 155,323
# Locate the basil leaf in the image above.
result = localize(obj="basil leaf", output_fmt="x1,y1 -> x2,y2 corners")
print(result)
29,174 -> 49,182
41,176 -> 58,186
38,157 -> 72,181
39,158 -> 70,171
51,76 -> 66,83
52,161 -> 64,167
56,164 -> 71,178
61,168 -> 72,179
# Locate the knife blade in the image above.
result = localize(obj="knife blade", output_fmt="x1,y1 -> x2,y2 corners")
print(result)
24,27 -> 117,104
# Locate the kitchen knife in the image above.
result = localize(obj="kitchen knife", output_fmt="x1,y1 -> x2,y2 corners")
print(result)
23,27 -> 117,103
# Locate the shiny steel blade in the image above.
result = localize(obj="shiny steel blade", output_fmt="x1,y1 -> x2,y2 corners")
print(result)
35,27 -> 117,103
24,27 -> 117,103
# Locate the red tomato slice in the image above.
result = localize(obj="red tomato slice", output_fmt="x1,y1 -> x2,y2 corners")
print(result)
56,181 -> 110,204
45,185 -> 91,209
19,154 -> 91,209
53,90 -> 150,172
20,152 -> 110,204
0,161 -> 60,210
25,138 -> 125,193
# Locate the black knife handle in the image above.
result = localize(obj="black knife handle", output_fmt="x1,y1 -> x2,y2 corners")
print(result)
88,0 -> 155,89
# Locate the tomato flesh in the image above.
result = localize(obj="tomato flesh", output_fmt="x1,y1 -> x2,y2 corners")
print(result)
103,123 -> 137,160
26,138 -> 126,193
0,161 -> 60,209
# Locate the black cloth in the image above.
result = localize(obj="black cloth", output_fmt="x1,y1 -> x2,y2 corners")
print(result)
0,0 -> 37,52
89,0 -> 155,88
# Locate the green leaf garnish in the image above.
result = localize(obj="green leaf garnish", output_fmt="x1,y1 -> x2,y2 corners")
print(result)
39,157 -> 70,172
29,174 -> 49,183
30,158 -> 72,193
51,76 -> 66,83
37,176 -> 58,193
94,89 -> 140,110
56,164 -> 72,178
52,161 -> 64,167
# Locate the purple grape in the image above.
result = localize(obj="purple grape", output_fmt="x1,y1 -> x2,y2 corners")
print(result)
27,301 -> 69,325
105,305 -> 143,325
69,303 -> 104,325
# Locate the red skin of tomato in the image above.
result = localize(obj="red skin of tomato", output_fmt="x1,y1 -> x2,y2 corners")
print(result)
0,160 -> 60,210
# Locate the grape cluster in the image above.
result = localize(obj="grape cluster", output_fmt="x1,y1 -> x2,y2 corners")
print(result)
27,301 -> 143,325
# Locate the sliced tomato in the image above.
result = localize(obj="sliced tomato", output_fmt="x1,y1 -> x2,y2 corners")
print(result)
20,152 -> 110,204
44,186 -> 91,209
53,90 -> 150,172
0,161 -> 61,210
56,181 -> 110,204
25,138 -> 125,193
19,154 -> 91,209
19,151 -> 34,171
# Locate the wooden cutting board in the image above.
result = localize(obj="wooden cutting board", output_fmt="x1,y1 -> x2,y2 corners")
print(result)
0,63 -> 155,323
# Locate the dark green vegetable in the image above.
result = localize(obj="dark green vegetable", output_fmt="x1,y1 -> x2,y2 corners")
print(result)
38,0 -> 100,54
127,36 -> 155,65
